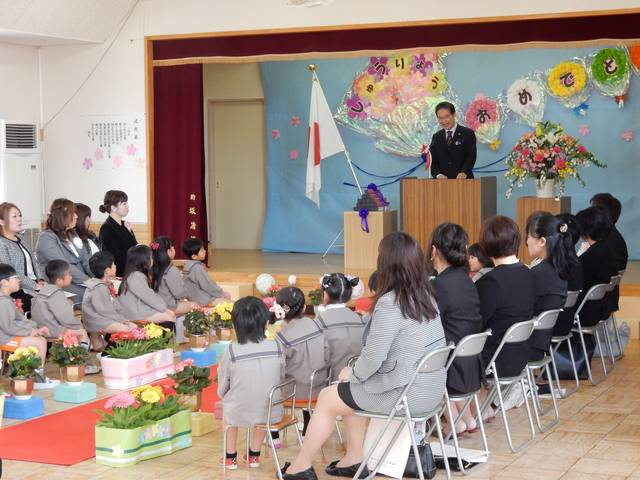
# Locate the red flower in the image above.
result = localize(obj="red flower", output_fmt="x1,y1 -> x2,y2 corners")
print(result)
552,146 -> 561,154
533,150 -> 545,162
556,158 -> 567,169
577,145 -> 587,154
513,143 -> 521,151
522,148 -> 530,156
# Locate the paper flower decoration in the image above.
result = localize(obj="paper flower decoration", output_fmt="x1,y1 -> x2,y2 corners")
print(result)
352,72 -> 381,101
546,60 -> 590,110
126,144 -> 137,156
289,149 -> 299,160
113,155 -> 124,168
390,55 -> 412,76
410,53 -> 435,76
94,148 -> 104,160
271,129 -> 281,139
629,44 -> 640,76
290,116 -> 301,126
82,157 -> 93,170
464,94 -> 503,147
623,129 -> 633,142
578,124 -> 591,137
590,47 -> 630,107
425,72 -> 447,96
367,57 -> 389,81
506,77 -> 546,127
346,94 -> 369,120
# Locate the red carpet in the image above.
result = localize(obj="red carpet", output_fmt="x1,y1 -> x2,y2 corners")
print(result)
0,365 -> 219,465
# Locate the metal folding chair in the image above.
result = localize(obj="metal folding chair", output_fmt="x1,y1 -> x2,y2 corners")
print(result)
605,273 -> 624,362
549,290 -> 581,398
572,283 -> 612,385
526,309 -> 562,432
305,366 -> 343,444
480,319 -> 537,454
443,330 -> 492,475
353,345 -> 455,480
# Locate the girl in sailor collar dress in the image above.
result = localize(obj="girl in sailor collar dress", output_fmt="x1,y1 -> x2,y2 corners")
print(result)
217,296 -> 285,470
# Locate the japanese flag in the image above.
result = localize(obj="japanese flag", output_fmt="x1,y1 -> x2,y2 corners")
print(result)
305,75 -> 345,207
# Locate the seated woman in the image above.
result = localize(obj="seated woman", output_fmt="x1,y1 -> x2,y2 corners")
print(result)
430,223 -> 483,435
74,203 -> 101,259
35,199 -> 92,301
574,207 -> 618,327
525,213 -> 575,361
476,216 -> 535,416
281,232 -> 447,480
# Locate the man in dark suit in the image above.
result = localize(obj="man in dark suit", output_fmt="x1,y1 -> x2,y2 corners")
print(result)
429,101 -> 477,179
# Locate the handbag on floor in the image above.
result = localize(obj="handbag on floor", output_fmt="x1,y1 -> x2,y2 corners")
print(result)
403,443 -> 437,479
552,334 -> 595,380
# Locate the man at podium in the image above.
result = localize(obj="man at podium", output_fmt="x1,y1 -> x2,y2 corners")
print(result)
429,101 -> 477,179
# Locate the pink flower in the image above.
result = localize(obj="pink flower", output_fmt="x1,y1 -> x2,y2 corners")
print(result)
533,150 -> 545,162
62,331 -> 79,348
82,158 -> 93,170
290,116 -> 301,127
522,148 -> 530,156
126,144 -> 137,156
105,392 -> 136,409
578,124 -> 591,137
289,149 -> 299,160
556,157 -> 567,169
262,296 -> 275,309
346,94 -> 369,121
577,145 -> 587,154
367,57 -> 389,81
552,146 -> 561,154
175,358 -> 194,373
94,148 -> 104,160
271,129 -> 281,139
130,328 -> 147,340
622,130 -> 634,142
113,155 -> 124,168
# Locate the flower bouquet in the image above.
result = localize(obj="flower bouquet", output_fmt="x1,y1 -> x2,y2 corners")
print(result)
100,324 -> 175,389
183,307 -> 212,351
6,346 -> 41,399
505,121 -> 605,198
95,384 -> 191,467
211,301 -> 234,342
49,331 -> 90,384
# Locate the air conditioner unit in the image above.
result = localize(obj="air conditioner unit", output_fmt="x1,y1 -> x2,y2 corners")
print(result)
0,120 -> 43,231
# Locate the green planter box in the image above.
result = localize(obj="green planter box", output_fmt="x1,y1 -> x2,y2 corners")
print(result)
95,408 -> 192,467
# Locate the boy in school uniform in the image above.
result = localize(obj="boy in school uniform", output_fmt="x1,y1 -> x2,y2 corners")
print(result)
182,237 -> 230,306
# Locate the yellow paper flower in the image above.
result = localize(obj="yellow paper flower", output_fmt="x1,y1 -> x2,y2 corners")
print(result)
352,73 -> 381,101
547,61 -> 587,97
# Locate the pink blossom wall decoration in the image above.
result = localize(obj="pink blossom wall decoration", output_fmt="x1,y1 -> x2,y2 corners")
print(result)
290,116 -> 301,127
82,158 -> 93,170
289,149 -> 299,160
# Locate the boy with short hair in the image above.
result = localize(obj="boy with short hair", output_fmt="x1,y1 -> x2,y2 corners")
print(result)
182,238 -> 230,306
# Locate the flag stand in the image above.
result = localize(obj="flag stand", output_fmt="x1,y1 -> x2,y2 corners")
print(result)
308,65 -> 364,258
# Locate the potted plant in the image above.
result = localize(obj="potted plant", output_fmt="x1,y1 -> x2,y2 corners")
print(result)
6,346 -> 41,400
307,287 -> 323,316
95,384 -> 191,467
100,323 -> 175,389
168,359 -> 212,412
183,307 -> 211,352
49,331 -> 90,385
210,301 -> 234,342
505,121 -> 605,198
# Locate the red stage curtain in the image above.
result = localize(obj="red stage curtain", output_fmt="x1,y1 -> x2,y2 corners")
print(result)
153,64 -> 208,257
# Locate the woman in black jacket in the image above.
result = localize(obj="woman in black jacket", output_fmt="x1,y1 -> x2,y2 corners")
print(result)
98,190 -> 137,277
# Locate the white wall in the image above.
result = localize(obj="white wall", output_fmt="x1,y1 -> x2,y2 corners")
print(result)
0,43 -> 40,123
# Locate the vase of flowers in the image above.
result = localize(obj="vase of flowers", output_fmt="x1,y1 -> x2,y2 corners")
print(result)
49,331 -> 90,385
95,384 -> 191,467
183,307 -> 211,352
505,121 -> 605,198
211,301 -> 234,342
7,346 -> 41,400
168,359 -> 212,412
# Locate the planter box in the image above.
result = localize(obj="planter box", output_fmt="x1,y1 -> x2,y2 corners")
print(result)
95,408 -> 192,467
100,348 -> 175,390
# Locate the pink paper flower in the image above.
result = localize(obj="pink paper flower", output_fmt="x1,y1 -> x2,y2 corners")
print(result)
94,148 -> 104,160
113,155 -> 124,168
289,149 -> 299,160
271,129 -> 281,139
135,157 -> 145,168
174,358 -> 194,373
578,124 -> 591,137
82,158 -> 93,170
346,94 -> 369,121
623,129 -> 634,142
62,331 -> 79,348
105,392 -> 137,409
126,144 -> 137,156
410,54 -> 434,76
465,94 -> 498,131
290,116 -> 301,127
367,57 -> 389,81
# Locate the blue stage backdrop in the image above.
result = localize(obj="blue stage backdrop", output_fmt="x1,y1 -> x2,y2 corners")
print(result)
260,46 -> 639,258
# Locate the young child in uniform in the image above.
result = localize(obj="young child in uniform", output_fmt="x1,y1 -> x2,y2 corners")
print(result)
182,237 -> 230,306
150,236 -> 196,316
217,296 -> 285,470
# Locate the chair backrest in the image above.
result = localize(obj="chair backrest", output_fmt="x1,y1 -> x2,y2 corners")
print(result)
486,319 -> 536,370
618,269 -> 626,276
564,290 -> 581,309
609,274 -> 623,288
574,283 -> 610,317
307,366 -> 331,410
346,355 -> 359,368
266,378 -> 296,426
446,330 -> 492,369
533,309 -> 562,332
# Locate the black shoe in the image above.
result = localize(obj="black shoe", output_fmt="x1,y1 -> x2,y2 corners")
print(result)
280,461 -> 318,480
325,460 -> 370,478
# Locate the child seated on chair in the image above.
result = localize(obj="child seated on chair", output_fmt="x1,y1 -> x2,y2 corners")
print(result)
0,263 -> 53,386
150,236 -> 197,316
82,251 -> 137,350
273,286 -> 328,436
314,273 -> 366,382
182,237 -> 230,306
115,244 -> 175,328
217,296 -> 285,470
468,243 -> 494,282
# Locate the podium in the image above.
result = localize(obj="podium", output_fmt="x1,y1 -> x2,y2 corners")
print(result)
400,177 -> 496,253
516,196 -> 571,264
344,211 -> 397,270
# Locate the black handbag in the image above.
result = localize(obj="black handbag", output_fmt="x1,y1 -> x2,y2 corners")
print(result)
403,443 -> 436,479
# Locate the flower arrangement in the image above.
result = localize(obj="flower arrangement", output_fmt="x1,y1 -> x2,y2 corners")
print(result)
97,384 -> 184,429
168,359 -> 212,397
49,331 -> 89,367
6,346 -> 41,378
183,307 -> 212,336
505,121 -> 605,198
105,323 -> 173,360
211,301 -> 234,329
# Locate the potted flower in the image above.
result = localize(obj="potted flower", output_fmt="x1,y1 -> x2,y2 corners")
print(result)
49,331 -> 90,385
100,323 -> 175,389
307,287 -> 322,315
211,301 -> 234,342
6,346 -> 41,400
95,384 -> 191,467
183,307 -> 211,352
505,121 -> 605,198
168,359 -> 212,412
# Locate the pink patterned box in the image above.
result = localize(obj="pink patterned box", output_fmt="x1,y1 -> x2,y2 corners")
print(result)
100,348 -> 175,390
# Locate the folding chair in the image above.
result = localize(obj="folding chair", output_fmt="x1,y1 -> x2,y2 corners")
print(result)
526,309 -> 562,432
443,330 -> 492,475
605,273 -> 624,362
352,345 -> 455,480
480,319 -> 537,454
571,283 -> 612,385
549,290 -> 581,398
305,366 -> 343,445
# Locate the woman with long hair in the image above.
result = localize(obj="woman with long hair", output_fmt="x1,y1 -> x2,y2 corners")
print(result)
98,190 -> 136,277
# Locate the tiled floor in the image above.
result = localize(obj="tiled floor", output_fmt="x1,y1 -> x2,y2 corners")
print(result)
2,341 -> 640,479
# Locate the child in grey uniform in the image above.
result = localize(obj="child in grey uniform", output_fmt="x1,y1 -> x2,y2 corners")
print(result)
217,296 -> 285,470
150,236 -> 196,316
115,245 -> 175,327
314,273 -> 366,382
273,286 -> 328,436
182,237 -> 230,306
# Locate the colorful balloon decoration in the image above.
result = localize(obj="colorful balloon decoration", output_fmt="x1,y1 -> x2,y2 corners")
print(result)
629,44 -> 640,76
546,59 -> 591,114
464,94 -> 504,150
590,47 -> 630,107
505,76 -> 546,127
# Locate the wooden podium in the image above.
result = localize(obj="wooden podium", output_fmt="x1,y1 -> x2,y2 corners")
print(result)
400,177 -> 496,253
516,196 -> 571,264
344,210 -> 397,270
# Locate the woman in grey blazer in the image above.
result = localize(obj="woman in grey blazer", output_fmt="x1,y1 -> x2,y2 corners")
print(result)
281,232 -> 447,480
35,199 -> 91,301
